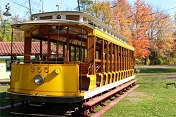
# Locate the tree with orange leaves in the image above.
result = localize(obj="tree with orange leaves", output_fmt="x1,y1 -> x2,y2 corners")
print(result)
110,0 -> 133,39
130,0 -> 152,60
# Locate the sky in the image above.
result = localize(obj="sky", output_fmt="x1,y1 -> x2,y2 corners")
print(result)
0,0 -> 176,18
38,0 -> 176,17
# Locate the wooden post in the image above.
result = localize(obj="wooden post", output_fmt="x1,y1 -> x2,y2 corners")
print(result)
101,40 -> 104,72
66,27 -> 69,62
114,45 -> 117,71
130,51 -> 132,69
132,51 -> 134,69
128,50 -> 129,69
40,40 -> 43,60
110,43 -> 113,72
120,46 -> 122,71
47,38 -> 51,60
106,42 -> 109,72
124,48 -> 126,70
87,36 -> 96,74
24,31 -> 31,62
117,45 -> 119,71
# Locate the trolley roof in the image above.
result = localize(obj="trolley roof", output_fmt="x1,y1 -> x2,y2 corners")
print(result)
11,11 -> 129,44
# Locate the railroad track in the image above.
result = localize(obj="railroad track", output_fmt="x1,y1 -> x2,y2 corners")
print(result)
91,85 -> 139,117
1,80 -> 138,117
0,80 -> 10,85
136,73 -> 176,76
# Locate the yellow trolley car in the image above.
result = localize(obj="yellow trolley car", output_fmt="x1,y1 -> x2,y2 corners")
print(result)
7,11 -> 135,115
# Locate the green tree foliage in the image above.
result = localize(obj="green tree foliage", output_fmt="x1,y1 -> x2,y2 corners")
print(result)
0,13 -> 4,41
0,8 -> 12,42
0,7 -> 25,42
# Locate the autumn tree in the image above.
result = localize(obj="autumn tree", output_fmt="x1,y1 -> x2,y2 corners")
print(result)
148,12 -> 175,64
86,0 -> 112,24
110,0 -> 133,39
130,0 -> 153,63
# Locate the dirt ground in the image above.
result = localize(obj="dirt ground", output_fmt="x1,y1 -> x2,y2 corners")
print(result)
125,91 -> 148,102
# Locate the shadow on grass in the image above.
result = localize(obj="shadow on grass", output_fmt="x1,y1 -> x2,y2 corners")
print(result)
0,92 -> 13,117
0,92 -> 9,107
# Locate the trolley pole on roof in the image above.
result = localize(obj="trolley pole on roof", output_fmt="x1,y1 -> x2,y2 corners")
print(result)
28,0 -> 32,20
41,0 -> 44,12
77,0 -> 80,11
56,5 -> 59,11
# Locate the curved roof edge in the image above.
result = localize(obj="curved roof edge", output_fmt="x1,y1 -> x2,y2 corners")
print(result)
12,11 -> 129,43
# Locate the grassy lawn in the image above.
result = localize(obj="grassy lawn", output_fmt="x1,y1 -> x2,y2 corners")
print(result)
103,75 -> 176,117
137,68 -> 176,73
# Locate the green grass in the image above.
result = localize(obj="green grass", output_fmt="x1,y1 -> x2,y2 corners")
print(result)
103,75 -> 176,117
0,85 -> 10,106
0,85 -> 12,117
137,68 -> 176,73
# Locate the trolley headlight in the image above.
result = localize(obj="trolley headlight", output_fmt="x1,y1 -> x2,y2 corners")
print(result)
34,74 -> 44,85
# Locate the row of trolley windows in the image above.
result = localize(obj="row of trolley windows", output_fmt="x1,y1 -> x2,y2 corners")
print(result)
95,45 -> 134,72
46,43 -> 133,60
34,39 -> 133,63
40,15 -> 79,21
35,40 -> 133,73
96,49 -> 134,59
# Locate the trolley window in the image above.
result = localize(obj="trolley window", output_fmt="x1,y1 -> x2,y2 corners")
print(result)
66,15 -> 79,21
